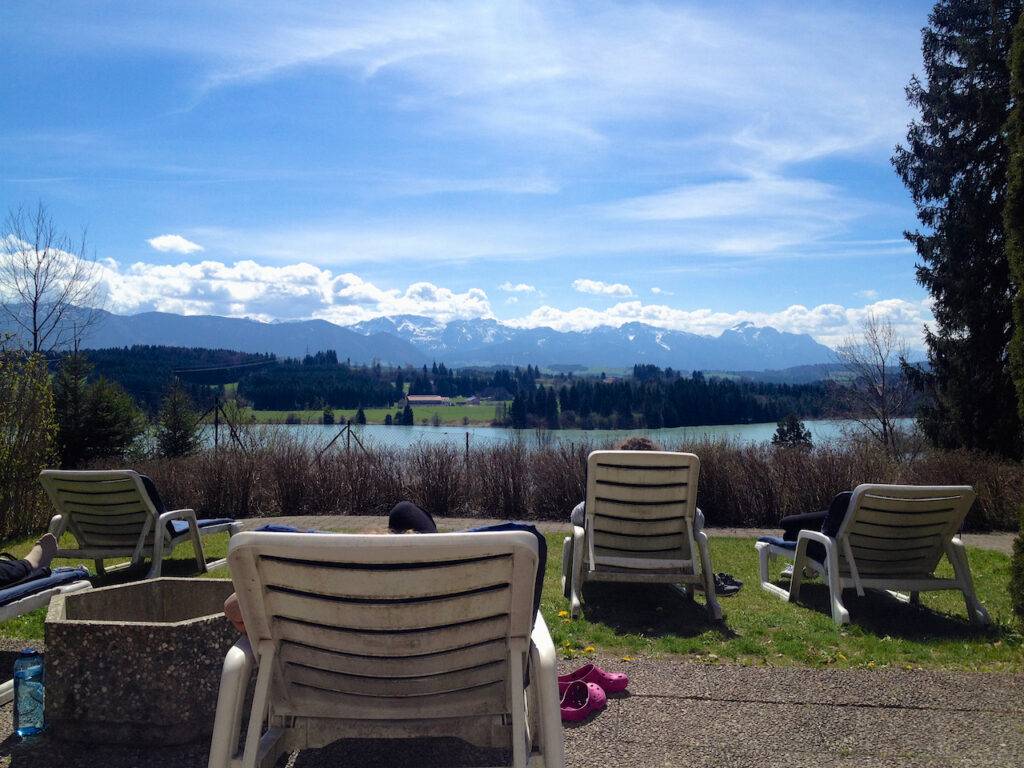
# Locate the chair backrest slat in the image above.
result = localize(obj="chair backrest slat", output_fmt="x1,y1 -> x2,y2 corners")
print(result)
39,470 -> 159,551
228,531 -> 538,722
838,484 -> 974,578
586,451 -> 698,567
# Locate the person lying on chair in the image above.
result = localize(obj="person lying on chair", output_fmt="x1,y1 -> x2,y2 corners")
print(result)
0,534 -> 59,589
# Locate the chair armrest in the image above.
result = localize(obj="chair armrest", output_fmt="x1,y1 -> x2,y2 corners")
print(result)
694,507 -> 706,531
159,508 -> 197,522
530,612 -> 556,666
795,529 -> 833,546
48,514 -> 65,536
572,524 -> 585,538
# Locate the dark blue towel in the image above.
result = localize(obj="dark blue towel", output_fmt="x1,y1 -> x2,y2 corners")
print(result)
252,524 -> 325,533
757,535 -> 797,550
0,566 -> 89,607
168,517 -> 234,536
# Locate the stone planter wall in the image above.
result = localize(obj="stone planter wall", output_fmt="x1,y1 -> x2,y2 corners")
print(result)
45,577 -> 238,745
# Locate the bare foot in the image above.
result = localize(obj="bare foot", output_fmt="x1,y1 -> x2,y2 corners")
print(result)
24,533 -> 58,570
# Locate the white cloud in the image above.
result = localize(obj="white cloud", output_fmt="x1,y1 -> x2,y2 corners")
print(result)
499,282 -> 537,293
508,297 -> 932,348
856,289 -> 879,299
505,296 -> 519,305
572,278 -> 633,297
651,287 -> 672,296
147,234 -> 204,254
93,258 -> 493,326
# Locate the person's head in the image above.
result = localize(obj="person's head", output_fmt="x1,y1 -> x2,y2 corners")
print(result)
615,436 -> 661,451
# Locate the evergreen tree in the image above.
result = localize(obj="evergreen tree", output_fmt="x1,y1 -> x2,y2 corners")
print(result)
893,0 -> 1024,457
510,393 -> 528,428
1008,12 -> 1024,623
545,387 -> 560,429
1008,12 -> 1024,422
54,352 -> 145,466
156,383 -> 201,458
401,403 -> 414,426
772,413 -> 812,449
384,413 -> 393,426
53,352 -> 91,467
355,407 -> 367,425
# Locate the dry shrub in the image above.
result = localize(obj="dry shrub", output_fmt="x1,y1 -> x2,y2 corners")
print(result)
113,433 -> 1022,532
404,443 -> 467,518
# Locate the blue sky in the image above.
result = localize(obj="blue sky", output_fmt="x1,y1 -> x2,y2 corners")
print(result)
1,1 -> 935,347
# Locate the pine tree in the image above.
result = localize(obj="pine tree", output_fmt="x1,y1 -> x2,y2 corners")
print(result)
772,413 -> 812,449
401,404 -> 414,426
156,383 -> 201,458
1007,12 -> 1024,623
384,413 -> 393,426
1008,12 -> 1024,422
355,407 -> 367,425
545,387 -> 560,429
510,393 -> 528,428
893,0 -> 1024,457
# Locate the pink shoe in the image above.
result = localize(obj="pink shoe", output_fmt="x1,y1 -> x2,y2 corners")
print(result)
559,679 -> 606,711
559,680 -> 599,722
558,663 -> 629,694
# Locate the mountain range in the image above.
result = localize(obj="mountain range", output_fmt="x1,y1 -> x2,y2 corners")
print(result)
6,307 -> 837,371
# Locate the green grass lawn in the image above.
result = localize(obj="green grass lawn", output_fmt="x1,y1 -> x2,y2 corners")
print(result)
215,403 -> 507,426
3,530 -> 1020,671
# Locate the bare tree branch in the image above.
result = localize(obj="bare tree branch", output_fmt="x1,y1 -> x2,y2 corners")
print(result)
835,313 -> 913,457
0,202 -> 105,354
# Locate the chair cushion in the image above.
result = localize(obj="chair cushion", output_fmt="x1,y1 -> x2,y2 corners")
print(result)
168,517 -> 235,536
0,566 -> 89,607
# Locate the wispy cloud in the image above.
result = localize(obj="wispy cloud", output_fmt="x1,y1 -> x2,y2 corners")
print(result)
147,234 -> 204,254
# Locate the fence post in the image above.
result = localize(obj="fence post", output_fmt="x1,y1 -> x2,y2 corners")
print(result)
465,431 -> 470,466
346,424 -> 351,453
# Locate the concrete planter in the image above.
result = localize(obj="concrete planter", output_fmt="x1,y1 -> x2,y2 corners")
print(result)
45,577 -> 237,745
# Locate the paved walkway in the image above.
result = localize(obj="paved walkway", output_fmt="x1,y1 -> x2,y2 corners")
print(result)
234,516 -> 1019,554
2,654 -> 1020,767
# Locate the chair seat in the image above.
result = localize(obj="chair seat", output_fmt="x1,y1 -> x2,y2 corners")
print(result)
168,518 -> 235,537
0,566 -> 90,607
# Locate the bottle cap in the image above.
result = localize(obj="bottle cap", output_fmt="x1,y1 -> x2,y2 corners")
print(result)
18,648 -> 38,656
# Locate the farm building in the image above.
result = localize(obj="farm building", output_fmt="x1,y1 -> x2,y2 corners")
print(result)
404,394 -> 452,406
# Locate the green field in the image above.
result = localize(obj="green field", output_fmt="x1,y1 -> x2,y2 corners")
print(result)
3,530 -> 1019,671
215,402 -> 508,426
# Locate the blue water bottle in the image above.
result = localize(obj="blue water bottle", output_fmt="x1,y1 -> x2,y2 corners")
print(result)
13,648 -> 44,736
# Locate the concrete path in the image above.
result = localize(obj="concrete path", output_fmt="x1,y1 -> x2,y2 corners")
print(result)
234,516 -> 1019,554
2,654 -> 1020,767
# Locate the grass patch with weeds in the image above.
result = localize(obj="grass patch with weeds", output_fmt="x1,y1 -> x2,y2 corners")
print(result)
1,530 -> 1020,671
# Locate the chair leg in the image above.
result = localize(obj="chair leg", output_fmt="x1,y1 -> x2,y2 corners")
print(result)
695,529 -> 722,621
94,559 -> 106,577
508,646 -> 527,768
208,638 -> 255,768
947,541 -> 990,625
568,529 -> 584,618
909,591 -> 920,605
561,537 -> 571,601
146,534 -> 164,579
820,543 -> 850,626
528,615 -> 565,768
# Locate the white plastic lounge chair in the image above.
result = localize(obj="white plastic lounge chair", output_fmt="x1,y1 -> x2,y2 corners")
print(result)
207,530 -> 564,768
755,484 -> 989,626
0,567 -> 91,705
561,450 -> 721,620
39,469 -> 233,579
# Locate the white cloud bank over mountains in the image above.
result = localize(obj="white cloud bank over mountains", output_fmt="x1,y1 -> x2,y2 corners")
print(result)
91,257 -> 931,348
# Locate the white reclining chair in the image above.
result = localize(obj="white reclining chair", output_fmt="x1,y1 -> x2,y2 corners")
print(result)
755,484 -> 989,626
561,450 -> 721,621
40,469 -> 233,579
208,529 -> 564,768
0,569 -> 91,705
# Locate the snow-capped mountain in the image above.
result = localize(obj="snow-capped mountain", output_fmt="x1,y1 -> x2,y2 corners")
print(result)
20,307 -> 836,371
348,317 -> 833,370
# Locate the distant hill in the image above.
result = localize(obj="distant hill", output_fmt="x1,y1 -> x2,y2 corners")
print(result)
2,306 -> 428,366
4,306 -> 837,371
